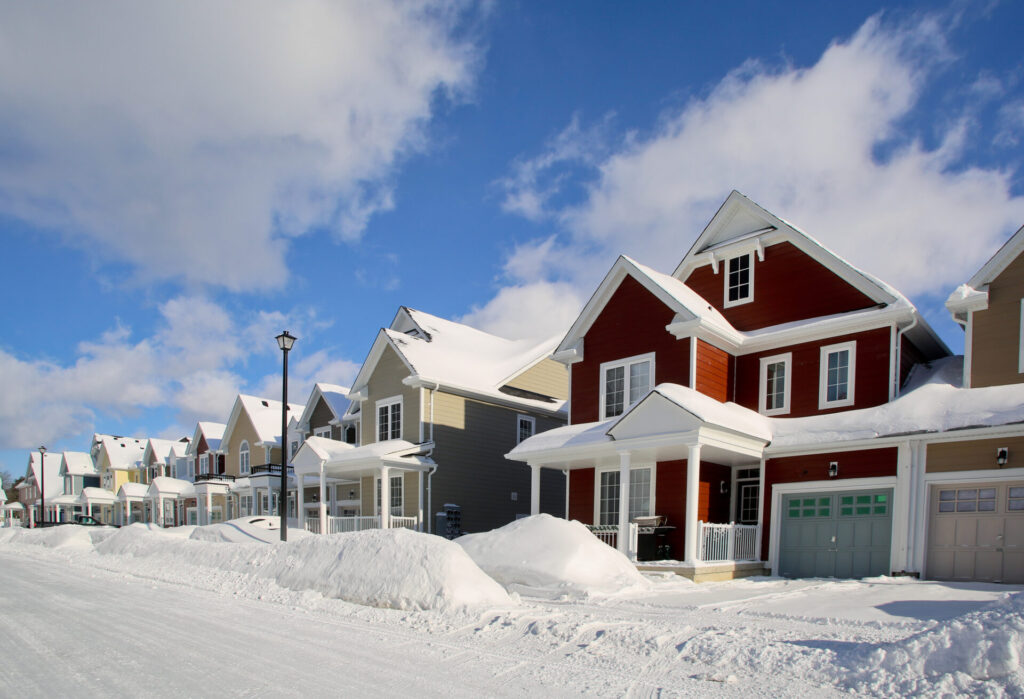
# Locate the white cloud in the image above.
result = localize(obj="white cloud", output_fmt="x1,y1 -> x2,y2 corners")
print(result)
0,0 -> 479,291
0,296 -> 353,449
482,14 -> 1024,340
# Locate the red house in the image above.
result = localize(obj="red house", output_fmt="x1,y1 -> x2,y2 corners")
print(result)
508,191 -> 951,581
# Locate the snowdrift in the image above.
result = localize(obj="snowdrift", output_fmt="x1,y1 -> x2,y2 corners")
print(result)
457,514 -> 650,597
189,516 -> 310,544
0,524 -> 114,549
96,522 -> 510,611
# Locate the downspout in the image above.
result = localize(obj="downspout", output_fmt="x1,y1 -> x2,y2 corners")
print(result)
425,381 -> 439,533
893,315 -> 918,398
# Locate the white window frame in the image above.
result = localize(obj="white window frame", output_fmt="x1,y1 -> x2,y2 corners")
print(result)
314,426 -> 332,440
723,253 -> 754,308
599,352 -> 655,419
376,396 -> 403,442
199,453 -> 209,475
517,415 -> 536,445
592,465 -> 656,526
376,475 -> 404,516
239,441 -> 251,475
818,341 -> 856,410
758,352 -> 792,416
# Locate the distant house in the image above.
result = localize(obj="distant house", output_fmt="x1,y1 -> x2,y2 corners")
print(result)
178,421 -> 226,526
18,450 -> 63,526
53,451 -> 99,522
89,434 -> 148,523
294,307 -> 567,536
140,437 -> 191,483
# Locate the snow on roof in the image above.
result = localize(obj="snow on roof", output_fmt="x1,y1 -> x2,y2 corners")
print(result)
368,307 -> 564,412
99,435 -> 149,470
506,419 -> 615,460
195,422 -> 226,452
61,451 -> 97,476
26,451 -> 64,500
647,384 -> 772,441
236,395 -> 303,446
297,383 -> 352,428
145,477 -> 196,497
145,438 -> 190,464
79,487 -> 117,504
625,257 -> 734,331
118,482 -> 149,499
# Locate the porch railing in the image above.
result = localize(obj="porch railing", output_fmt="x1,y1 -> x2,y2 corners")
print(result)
586,523 -> 639,560
390,516 -> 418,530
698,521 -> 759,562
304,515 -> 420,534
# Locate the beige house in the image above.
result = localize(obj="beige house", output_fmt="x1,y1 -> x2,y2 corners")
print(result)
90,434 -> 148,522
294,307 -> 567,537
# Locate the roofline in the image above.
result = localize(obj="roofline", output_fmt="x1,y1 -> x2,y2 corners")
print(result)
348,329 -> 417,399
964,222 -> 1024,290
403,375 -> 567,418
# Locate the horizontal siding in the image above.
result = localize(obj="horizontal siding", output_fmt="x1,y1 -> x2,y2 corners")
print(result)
695,340 -> 731,402
572,275 -> 689,424
504,358 -> 569,400
683,241 -> 877,331
361,345 -> 420,445
926,436 -> 1024,472
972,252 -> 1024,387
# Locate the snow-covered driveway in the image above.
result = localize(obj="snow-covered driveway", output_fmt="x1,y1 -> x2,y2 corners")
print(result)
1,521 -> 1021,697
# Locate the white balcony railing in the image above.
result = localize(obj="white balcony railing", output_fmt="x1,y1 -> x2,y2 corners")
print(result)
698,521 -> 759,562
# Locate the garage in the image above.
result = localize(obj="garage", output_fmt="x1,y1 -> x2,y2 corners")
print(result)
926,481 -> 1024,583
778,489 -> 892,578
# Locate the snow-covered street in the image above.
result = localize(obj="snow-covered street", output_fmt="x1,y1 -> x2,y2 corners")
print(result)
1,520 -> 1022,698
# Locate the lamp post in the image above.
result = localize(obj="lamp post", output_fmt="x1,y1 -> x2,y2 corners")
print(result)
276,330 -> 296,542
38,446 -> 46,528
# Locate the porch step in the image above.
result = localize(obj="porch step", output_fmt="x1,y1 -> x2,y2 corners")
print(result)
636,560 -> 767,583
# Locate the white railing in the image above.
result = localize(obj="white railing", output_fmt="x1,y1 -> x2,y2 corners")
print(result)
698,521 -> 759,562
586,523 -> 640,560
305,515 -> 420,534
304,518 -> 321,534
390,516 -> 418,530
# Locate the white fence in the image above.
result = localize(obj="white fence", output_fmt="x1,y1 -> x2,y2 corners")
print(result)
586,523 -> 640,560
305,515 -> 419,534
698,521 -> 759,562
390,516 -> 418,530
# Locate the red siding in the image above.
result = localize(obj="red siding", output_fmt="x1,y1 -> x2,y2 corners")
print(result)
568,469 -> 594,523
683,241 -> 877,331
695,339 -> 732,402
656,460 -> 686,557
571,275 -> 689,424
734,327 -> 892,417
760,447 -> 898,560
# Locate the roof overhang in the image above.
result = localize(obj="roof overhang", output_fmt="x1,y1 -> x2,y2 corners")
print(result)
293,436 -> 435,479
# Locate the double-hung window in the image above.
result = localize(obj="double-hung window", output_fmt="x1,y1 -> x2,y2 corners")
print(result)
758,353 -> 792,416
239,441 -> 251,475
199,454 -> 209,475
600,353 -> 654,418
517,415 -> 536,444
819,341 -> 856,409
724,253 -> 753,307
376,475 -> 403,516
376,397 -> 402,442
596,467 -> 653,525
314,427 -> 331,440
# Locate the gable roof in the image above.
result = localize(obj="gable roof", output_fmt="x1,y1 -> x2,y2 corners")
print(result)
59,451 -> 97,477
673,190 -> 901,307
221,394 -> 302,449
143,437 -> 190,466
349,307 -> 565,414
296,383 -> 352,429
96,435 -> 149,471
188,421 -> 226,456
946,223 -> 1024,317
25,451 -> 63,499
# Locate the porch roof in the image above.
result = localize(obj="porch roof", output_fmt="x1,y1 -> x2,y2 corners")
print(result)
3,502 -> 24,511
145,477 -> 196,499
293,436 -> 435,479
50,493 -> 79,506
78,487 -> 117,504
507,383 -> 770,469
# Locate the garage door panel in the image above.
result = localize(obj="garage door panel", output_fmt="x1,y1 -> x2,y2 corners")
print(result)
870,520 -> 892,547
1005,553 -> 1024,583
976,518 -> 1004,547
927,550 -> 954,579
976,552 -> 1004,581
954,519 -> 978,547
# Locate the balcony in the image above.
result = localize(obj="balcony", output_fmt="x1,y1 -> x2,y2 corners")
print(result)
194,472 -> 236,483
250,464 -> 293,476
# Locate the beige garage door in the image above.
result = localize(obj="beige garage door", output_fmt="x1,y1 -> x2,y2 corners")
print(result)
927,482 -> 1024,583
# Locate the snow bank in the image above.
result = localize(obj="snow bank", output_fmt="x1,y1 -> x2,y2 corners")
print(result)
0,525 -> 114,549
838,591 -> 1024,695
457,514 -> 650,597
96,522 -> 510,612
189,516 -> 311,544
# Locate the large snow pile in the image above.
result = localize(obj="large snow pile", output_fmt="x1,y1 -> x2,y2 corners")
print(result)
836,591 -> 1024,696
0,524 -> 114,549
457,514 -> 650,597
96,522 -> 510,611
189,516 -> 312,544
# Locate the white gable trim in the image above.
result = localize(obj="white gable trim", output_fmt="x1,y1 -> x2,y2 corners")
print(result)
348,330 -> 416,400
964,223 -> 1024,290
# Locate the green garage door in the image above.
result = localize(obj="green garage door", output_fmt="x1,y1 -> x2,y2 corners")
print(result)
779,489 -> 892,578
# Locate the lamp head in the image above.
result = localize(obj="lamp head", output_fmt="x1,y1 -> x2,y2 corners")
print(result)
276,330 -> 297,352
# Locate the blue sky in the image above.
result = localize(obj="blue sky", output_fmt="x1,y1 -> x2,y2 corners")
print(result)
2,0 -> 1023,479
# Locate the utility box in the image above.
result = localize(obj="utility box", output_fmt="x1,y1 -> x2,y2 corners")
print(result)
436,503 -> 461,539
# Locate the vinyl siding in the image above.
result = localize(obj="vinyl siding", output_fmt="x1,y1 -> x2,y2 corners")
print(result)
694,339 -> 732,402
360,345 -> 420,445
971,252 -> 1024,387
926,436 -> 1024,472
309,397 -> 339,440
504,358 -> 569,400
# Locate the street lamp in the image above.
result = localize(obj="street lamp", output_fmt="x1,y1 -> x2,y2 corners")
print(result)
38,446 -> 46,528
276,330 -> 296,542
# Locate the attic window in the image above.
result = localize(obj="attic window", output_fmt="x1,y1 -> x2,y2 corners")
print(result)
724,253 -> 753,307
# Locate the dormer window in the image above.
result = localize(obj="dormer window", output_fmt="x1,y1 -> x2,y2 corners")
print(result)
724,253 -> 753,307
600,353 -> 654,419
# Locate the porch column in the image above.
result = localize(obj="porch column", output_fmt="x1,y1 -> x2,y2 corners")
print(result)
328,480 -> 336,517
684,444 -> 702,564
297,476 -> 305,530
318,461 -> 327,535
617,451 -> 631,556
125,500 -> 132,525
205,490 -> 213,524
418,471 -> 425,532
380,466 -> 391,529
156,496 -> 164,528
754,457 -> 766,561
530,465 -> 541,516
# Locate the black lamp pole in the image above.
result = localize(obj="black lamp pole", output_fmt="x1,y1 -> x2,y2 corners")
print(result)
276,330 -> 296,542
38,446 -> 46,528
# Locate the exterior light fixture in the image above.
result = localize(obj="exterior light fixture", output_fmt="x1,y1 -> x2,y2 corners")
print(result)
276,331 -> 297,542
719,480 -> 728,494
828,461 -> 839,478
997,447 -> 1009,467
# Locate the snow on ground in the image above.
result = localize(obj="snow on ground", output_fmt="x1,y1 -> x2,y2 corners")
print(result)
2,518 -> 1023,697
457,513 -> 651,598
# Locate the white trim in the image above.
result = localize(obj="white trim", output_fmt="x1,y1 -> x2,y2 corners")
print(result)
375,395 -> 403,443
517,414 -> 536,445
818,341 -> 856,410
592,463 -> 656,526
964,310 -> 974,388
239,441 -> 250,476
723,252 -> 754,308
1018,299 -> 1024,374
598,352 -> 655,420
689,336 -> 697,389
768,476 -> 898,575
758,352 -> 792,416
313,426 -> 331,440
199,453 -> 209,476
374,473 -> 404,516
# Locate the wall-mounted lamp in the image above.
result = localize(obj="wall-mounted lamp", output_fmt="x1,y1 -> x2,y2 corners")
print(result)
828,461 -> 839,478
997,447 -> 1009,467
719,480 -> 728,494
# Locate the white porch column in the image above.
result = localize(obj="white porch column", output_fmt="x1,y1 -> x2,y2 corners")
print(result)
125,500 -> 132,525
754,457 -> 766,561
530,465 -> 541,516
617,451 -> 631,555
418,471 -> 425,532
205,490 -> 213,524
318,462 -> 327,534
380,466 -> 391,529
156,496 -> 164,528
684,444 -> 702,564
297,476 -> 306,530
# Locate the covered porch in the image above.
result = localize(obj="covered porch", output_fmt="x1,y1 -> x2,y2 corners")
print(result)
293,437 -> 434,536
144,477 -> 195,527
117,482 -> 148,525
510,385 -> 771,580
78,487 -> 118,524
3,502 -> 24,527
